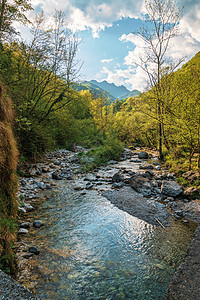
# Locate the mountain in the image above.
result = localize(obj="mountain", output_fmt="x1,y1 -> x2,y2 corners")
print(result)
90,80 -> 141,99
118,90 -> 141,100
74,80 -> 141,101
90,80 -> 129,98
73,81 -> 115,102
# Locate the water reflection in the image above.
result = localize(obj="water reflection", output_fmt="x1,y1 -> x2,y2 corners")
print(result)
25,183 -> 195,300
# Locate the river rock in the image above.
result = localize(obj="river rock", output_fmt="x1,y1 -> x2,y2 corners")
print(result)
175,210 -> 184,218
29,246 -> 40,255
33,220 -> 44,228
143,170 -> 154,179
108,160 -> 118,164
24,253 -> 34,259
24,203 -> 34,212
42,167 -> 49,173
138,151 -> 149,159
139,164 -> 154,170
112,173 -> 123,183
20,222 -> 30,229
52,172 -> 62,180
130,176 -> 152,197
18,207 -> 26,214
112,182 -> 125,189
36,182 -> 46,190
155,165 -> 161,170
86,183 -> 93,190
161,180 -> 183,197
18,228 -> 29,234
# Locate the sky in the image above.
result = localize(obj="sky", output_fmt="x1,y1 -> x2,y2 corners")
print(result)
22,0 -> 200,92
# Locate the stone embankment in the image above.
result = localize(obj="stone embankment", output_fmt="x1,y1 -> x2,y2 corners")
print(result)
0,270 -> 38,299
1,147 -> 200,299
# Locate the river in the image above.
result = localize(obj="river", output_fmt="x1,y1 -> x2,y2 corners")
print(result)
17,150 -> 196,299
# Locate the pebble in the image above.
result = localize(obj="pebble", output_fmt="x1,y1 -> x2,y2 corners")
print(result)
86,183 -> 93,190
20,222 -> 30,229
33,220 -> 44,228
29,246 -> 40,255
18,228 -> 29,234
19,207 -> 26,214
23,203 -> 34,212
155,165 -> 161,170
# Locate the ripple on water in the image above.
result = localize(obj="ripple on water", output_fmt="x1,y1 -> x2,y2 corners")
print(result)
25,181 -> 196,300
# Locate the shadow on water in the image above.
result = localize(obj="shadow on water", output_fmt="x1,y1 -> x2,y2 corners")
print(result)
23,180 -> 197,300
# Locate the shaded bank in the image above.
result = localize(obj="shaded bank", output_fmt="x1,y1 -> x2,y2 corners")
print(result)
0,82 -> 18,274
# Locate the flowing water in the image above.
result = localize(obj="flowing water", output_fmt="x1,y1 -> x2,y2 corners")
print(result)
24,179 -> 196,300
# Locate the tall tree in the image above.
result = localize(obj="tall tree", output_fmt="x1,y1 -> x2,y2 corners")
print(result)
133,0 -> 184,159
0,0 -> 32,41
2,10 -> 81,124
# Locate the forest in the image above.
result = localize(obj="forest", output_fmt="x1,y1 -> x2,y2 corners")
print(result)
0,0 -> 200,275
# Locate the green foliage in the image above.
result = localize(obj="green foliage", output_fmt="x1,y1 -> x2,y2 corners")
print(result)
0,0 -> 32,40
85,134 -> 124,168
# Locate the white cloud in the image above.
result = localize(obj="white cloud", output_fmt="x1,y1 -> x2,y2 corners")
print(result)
24,0 -> 200,91
114,1 -> 200,91
30,0 -> 143,38
96,66 -> 148,91
101,58 -> 113,64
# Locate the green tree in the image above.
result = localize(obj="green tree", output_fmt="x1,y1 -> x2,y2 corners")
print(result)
133,0 -> 183,159
0,0 -> 32,40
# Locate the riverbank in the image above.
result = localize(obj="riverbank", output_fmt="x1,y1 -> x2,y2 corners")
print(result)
1,147 -> 200,299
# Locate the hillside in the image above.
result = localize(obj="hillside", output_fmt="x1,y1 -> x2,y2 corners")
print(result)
118,90 -> 141,100
73,81 -> 115,102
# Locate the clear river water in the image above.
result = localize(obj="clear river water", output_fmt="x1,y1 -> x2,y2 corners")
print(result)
23,177 -> 196,300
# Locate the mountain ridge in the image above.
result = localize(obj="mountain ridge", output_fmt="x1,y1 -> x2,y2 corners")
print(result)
74,80 -> 141,101
90,80 -> 141,99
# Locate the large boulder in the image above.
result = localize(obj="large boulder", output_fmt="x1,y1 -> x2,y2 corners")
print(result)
112,173 -> 123,183
138,151 -> 149,159
161,180 -> 183,197
130,176 -> 152,196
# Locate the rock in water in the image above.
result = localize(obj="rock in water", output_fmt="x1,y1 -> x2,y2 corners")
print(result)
29,246 -> 40,255
138,151 -> 149,159
20,222 -> 30,229
112,173 -> 123,183
130,176 -> 152,197
33,220 -> 43,228
18,228 -> 29,234
161,180 -> 183,197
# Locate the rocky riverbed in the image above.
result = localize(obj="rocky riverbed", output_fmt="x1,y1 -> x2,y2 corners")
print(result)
15,147 -> 200,299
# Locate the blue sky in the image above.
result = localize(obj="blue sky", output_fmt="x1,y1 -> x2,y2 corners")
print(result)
24,0 -> 200,91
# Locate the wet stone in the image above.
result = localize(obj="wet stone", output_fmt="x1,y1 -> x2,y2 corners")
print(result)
138,151 -> 149,159
112,182 -> 125,189
155,165 -> 161,170
29,246 -> 40,255
33,220 -> 44,228
52,172 -> 62,180
24,203 -> 34,212
112,173 -> 123,183
20,222 -> 31,229
24,253 -> 35,259
108,160 -> 118,164
19,207 -> 26,214
86,183 -> 93,190
18,228 -> 29,234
